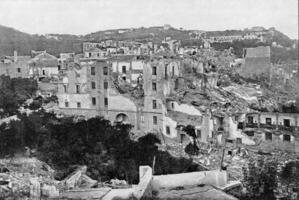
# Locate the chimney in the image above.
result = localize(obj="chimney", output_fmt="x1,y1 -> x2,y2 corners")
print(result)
13,50 -> 17,62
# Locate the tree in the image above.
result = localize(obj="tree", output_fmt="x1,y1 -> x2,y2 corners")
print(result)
183,125 -> 199,156
279,160 -> 299,199
0,75 -> 37,117
1,110 -> 201,184
242,156 -> 279,200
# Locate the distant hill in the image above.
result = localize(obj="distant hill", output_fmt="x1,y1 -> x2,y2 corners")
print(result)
85,26 -> 191,42
0,25 -> 82,56
0,24 -> 297,63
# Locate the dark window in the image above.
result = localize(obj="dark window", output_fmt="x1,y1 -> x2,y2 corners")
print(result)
283,134 -> 291,142
265,132 -> 272,140
122,66 -> 126,73
92,97 -> 96,105
42,70 -> 46,75
219,117 -> 224,126
172,65 -> 175,76
91,67 -> 95,75
103,66 -> 108,75
104,81 -> 108,89
171,102 -> 174,109
152,82 -> 157,91
89,52 -> 92,57
166,126 -> 170,135
122,76 -> 126,81
77,102 -> 81,108
104,97 -> 108,107
180,134 -> 185,144
248,116 -> 253,124
153,116 -> 157,125
266,118 -> 272,125
17,68 -> 21,73
58,65 -> 61,71
165,66 -> 167,78
152,66 -> 157,75
284,119 -> 290,127
197,130 -> 201,139
65,102 -> 69,107
76,85 -> 80,93
63,85 -> 67,93
153,100 -> 157,109
91,81 -> 96,89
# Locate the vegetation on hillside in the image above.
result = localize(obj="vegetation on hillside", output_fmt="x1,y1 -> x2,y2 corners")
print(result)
0,25 -> 82,56
211,39 -> 298,62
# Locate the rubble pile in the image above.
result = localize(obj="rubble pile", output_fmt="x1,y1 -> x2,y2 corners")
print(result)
158,141 -> 267,182
171,86 -> 250,115
0,157 -> 57,199
0,157 -> 117,199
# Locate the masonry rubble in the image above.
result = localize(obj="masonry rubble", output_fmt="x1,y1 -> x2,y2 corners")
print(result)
0,157 -> 98,199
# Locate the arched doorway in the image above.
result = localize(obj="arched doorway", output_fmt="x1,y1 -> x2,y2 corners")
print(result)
115,113 -> 129,124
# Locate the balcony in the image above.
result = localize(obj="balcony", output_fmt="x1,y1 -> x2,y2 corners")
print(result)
245,123 -> 297,132
260,124 -> 276,130
277,125 -> 296,132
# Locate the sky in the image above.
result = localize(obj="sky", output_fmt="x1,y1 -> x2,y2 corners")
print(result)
0,0 -> 298,39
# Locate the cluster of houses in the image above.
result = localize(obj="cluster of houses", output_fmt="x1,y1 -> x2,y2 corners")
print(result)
202,27 -> 276,44
0,41 -> 298,154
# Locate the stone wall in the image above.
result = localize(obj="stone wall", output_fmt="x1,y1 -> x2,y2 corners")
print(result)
133,166 -> 153,199
151,170 -> 228,191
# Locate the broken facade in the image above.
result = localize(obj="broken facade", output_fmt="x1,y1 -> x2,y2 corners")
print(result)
244,112 -> 299,153
240,46 -> 271,78
57,55 -> 218,142
28,51 -> 59,80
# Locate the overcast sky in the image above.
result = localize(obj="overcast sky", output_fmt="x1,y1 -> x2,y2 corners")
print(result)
0,0 -> 298,39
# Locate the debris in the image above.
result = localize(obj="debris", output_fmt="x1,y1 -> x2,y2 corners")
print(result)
62,166 -> 97,190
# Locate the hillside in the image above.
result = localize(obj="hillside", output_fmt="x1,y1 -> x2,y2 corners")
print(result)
85,26 -> 191,42
0,25 -> 82,56
0,24 -> 297,63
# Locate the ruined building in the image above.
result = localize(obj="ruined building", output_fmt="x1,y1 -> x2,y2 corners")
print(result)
28,51 -> 59,80
240,46 -> 271,78
244,112 -> 299,153
0,51 -> 31,78
57,55 -> 216,141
